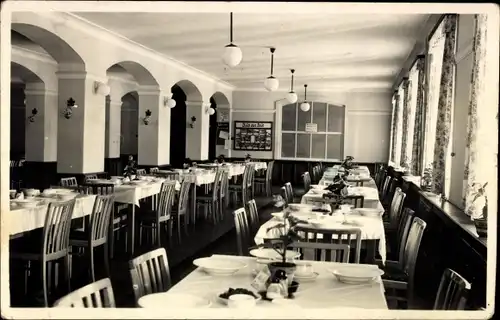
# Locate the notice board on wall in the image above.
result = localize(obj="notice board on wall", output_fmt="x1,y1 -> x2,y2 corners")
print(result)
216,122 -> 230,145
233,121 -> 273,151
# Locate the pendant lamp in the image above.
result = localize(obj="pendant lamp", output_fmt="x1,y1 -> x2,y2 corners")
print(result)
286,69 -> 298,103
264,47 -> 279,91
300,84 -> 310,112
222,12 -> 242,67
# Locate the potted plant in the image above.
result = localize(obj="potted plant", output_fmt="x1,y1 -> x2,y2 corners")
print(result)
470,182 -> 488,238
245,153 -> 252,162
421,165 -> 433,192
401,157 -> 412,176
217,154 -> 226,164
123,155 -> 137,179
340,156 -> 355,170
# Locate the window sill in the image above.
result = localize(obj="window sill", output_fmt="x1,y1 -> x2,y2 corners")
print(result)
395,168 -> 487,251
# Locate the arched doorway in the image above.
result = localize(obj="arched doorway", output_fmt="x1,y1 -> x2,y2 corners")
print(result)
170,80 -> 203,167
209,91 -> 231,161
120,91 -> 139,159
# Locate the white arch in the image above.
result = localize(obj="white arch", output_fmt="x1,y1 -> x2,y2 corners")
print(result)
173,79 -> 203,102
11,47 -> 58,92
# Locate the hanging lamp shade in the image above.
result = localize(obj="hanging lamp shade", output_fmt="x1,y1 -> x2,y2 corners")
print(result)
300,84 -> 310,112
264,47 -> 279,91
222,13 -> 242,67
286,69 -> 298,103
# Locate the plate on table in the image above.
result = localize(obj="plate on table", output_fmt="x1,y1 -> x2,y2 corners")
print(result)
294,272 -> 319,282
193,257 -> 247,276
217,288 -> 262,305
288,204 -> 313,212
249,248 -> 301,261
329,265 -> 384,284
137,293 -> 211,308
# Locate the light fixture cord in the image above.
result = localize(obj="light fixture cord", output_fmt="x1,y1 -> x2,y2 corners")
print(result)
270,48 -> 275,76
290,69 -> 295,91
230,12 -> 233,43
304,84 -> 308,100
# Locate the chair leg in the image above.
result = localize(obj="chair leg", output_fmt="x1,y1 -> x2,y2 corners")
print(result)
89,247 -> 95,283
42,260 -> 49,307
103,243 -> 110,278
64,255 -> 71,293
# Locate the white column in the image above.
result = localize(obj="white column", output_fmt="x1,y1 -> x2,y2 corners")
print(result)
105,98 -> 122,159
24,84 -> 58,162
137,86 -> 171,166
186,101 -> 210,161
56,71 -> 107,174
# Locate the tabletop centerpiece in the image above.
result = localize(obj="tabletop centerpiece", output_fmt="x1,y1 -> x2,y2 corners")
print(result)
244,153 -> 252,163
217,154 -> 226,164
401,157 -> 412,176
249,195 -> 307,299
340,156 -> 356,170
123,155 -> 137,179
420,164 -> 433,192
469,182 -> 488,238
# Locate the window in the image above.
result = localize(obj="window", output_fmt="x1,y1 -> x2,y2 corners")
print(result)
388,93 -> 397,162
404,61 -> 420,165
393,82 -> 406,165
279,102 -> 345,160
423,20 -> 446,171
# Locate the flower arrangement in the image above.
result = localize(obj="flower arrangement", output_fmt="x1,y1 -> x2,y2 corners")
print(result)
217,154 -> 226,164
245,153 -> 252,162
123,155 -> 137,178
421,164 -> 433,191
183,158 -> 193,169
401,157 -> 412,175
470,182 -> 488,221
340,156 -> 355,170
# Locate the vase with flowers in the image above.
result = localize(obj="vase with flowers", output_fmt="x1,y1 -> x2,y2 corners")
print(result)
123,155 -> 137,179
421,165 -> 433,192
244,153 -> 252,162
469,182 -> 488,238
401,157 -> 412,176
340,156 -> 356,170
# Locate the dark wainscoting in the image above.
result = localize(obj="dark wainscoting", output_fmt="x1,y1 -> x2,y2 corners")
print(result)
388,167 -> 487,310
17,161 -> 57,190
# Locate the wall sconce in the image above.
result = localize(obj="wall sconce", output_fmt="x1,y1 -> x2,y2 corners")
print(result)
205,106 -> 215,116
93,81 -> 111,96
63,98 -> 78,119
143,109 -> 152,125
163,95 -> 176,108
188,116 -> 197,128
27,108 -> 38,123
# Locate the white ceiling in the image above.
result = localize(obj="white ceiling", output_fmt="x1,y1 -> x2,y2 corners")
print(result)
66,13 -> 432,90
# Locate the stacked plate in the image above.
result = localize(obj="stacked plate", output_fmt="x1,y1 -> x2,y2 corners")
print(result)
193,257 -> 247,276
329,265 -> 384,284
137,293 -> 211,308
354,208 -> 384,217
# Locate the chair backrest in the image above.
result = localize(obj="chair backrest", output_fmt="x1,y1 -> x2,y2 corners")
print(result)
246,199 -> 259,232
85,174 -> 98,182
219,170 -> 229,198
385,178 -> 399,205
266,161 -> 275,181
136,169 -> 146,176
42,199 -> 76,260
177,179 -> 192,214
396,208 -> 415,263
284,182 -> 294,203
61,177 -> 78,187
380,176 -> 391,199
88,195 -> 115,246
129,247 -> 171,303
157,171 -> 180,181
402,217 -> 427,303
389,187 -> 406,224
289,242 -> 350,263
294,226 -> 362,263
246,164 -> 256,187
344,195 -> 365,209
311,166 -> 320,183
210,169 -> 223,200
84,183 -> 114,195
53,278 -> 116,307
150,167 -> 159,173
302,172 -> 311,193
156,180 -> 177,221
280,186 -> 289,207
433,268 -> 471,310
233,207 -> 250,256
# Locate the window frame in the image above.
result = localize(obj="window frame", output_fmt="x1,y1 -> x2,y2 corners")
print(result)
275,101 -> 346,161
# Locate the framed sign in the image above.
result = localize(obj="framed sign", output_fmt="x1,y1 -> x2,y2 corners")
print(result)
216,122 -> 230,145
233,121 -> 273,151
305,123 -> 317,133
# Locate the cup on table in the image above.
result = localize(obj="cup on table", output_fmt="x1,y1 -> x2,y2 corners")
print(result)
295,262 -> 314,277
228,294 -> 256,308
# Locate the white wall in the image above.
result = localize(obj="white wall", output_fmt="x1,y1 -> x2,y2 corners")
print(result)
231,89 -> 391,162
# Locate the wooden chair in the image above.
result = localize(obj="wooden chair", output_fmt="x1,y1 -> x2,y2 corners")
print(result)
284,182 -> 296,203
229,164 -> 252,206
246,164 -> 256,200
386,207 -> 414,260
294,226 -> 362,264
136,169 -> 147,176
433,268 -> 471,310
219,170 -> 229,216
129,248 -> 171,304
289,242 -> 350,263
254,160 -> 274,197
382,178 -> 399,209
382,217 -> 427,309
301,172 -> 312,196
379,176 -> 391,202
156,171 -> 180,181
61,177 -> 78,187
280,186 -> 289,207
11,199 -> 76,307
137,180 -> 177,247
196,169 -> 223,224
171,179 -> 192,243
383,187 -> 406,231
246,199 -> 260,233
84,174 -> 98,182
149,167 -> 159,174
53,278 -> 115,308
233,207 -> 251,256
69,195 -> 115,283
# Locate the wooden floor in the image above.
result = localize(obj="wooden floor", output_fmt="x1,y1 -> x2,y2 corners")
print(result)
9,195 -> 276,308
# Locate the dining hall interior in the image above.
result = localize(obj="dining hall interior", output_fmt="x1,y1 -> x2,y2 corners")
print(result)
0,1 -> 498,318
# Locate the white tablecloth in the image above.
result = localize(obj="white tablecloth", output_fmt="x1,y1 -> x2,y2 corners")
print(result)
8,194 -> 97,236
114,180 -> 165,206
160,254 -> 387,309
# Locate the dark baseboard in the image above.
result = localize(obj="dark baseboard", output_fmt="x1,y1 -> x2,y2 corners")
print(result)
56,172 -> 108,185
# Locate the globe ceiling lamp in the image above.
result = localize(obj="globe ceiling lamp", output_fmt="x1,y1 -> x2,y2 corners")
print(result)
222,12 -> 242,68
264,47 -> 279,91
286,69 -> 298,103
300,84 -> 310,112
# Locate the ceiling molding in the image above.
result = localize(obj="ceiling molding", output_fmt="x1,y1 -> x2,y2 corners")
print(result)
230,109 -> 276,114
11,45 -> 57,65
234,87 -> 391,93
59,12 -> 236,91
347,110 -> 391,116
